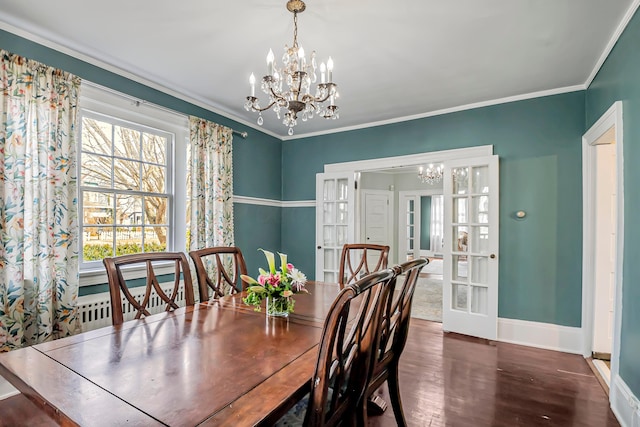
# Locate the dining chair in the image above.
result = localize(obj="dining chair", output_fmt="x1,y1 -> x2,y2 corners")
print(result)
103,252 -> 195,326
338,243 -> 390,289
188,246 -> 248,302
276,268 -> 396,427
365,257 -> 428,426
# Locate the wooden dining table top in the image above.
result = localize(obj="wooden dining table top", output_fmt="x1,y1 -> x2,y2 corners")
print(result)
0,281 -> 340,427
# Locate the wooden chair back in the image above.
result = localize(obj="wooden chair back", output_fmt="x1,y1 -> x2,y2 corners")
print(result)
188,246 -> 248,302
304,268 -> 395,426
366,257 -> 428,426
103,252 -> 195,326
338,243 -> 390,289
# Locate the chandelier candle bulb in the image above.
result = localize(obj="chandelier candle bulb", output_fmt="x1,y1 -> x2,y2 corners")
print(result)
298,47 -> 305,70
267,49 -> 275,75
249,73 -> 256,97
327,57 -> 334,82
320,62 -> 326,83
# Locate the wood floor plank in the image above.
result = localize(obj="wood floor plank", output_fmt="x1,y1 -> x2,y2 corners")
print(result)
368,319 -> 619,426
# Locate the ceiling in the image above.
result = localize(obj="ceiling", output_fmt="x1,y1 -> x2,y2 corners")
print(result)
0,1 -> 635,140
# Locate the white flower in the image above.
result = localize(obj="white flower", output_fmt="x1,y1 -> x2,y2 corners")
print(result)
289,268 -> 307,286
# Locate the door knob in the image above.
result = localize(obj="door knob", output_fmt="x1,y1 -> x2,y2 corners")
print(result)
317,246 -> 322,249
490,254 -> 496,259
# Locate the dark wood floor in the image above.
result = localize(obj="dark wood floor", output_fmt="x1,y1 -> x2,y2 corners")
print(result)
368,319 -> 619,427
0,319 -> 619,427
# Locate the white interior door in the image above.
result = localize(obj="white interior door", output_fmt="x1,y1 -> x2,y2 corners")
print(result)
593,143 -> 616,355
362,191 -> 392,263
316,172 -> 355,282
442,155 -> 499,340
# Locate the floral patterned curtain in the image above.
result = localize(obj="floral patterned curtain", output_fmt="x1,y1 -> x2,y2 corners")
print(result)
0,50 -> 81,351
188,117 -> 234,251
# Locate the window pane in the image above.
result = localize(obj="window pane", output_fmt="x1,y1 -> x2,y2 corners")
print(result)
142,133 -> 167,165
144,196 -> 168,225
452,284 -> 468,311
145,227 -> 167,251
453,167 -> 468,194
83,192 -> 113,224
472,166 -> 490,194
323,180 -> 335,201
337,179 -> 348,200
114,159 -> 141,190
324,249 -> 335,270
82,118 -> 112,155
115,227 -> 142,255
337,202 -> 348,224
142,164 -> 166,193
114,126 -> 140,159
452,254 -> 468,281
323,202 -> 334,224
471,286 -> 488,315
453,197 -> 467,223
81,153 -> 112,188
116,194 -> 142,225
83,227 -> 114,261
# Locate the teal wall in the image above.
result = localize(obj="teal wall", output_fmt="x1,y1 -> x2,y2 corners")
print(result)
0,29 -> 282,286
282,92 -> 586,328
420,196 -> 432,250
586,8 -> 640,398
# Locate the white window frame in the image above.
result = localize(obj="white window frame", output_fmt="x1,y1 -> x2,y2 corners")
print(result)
78,83 -> 189,286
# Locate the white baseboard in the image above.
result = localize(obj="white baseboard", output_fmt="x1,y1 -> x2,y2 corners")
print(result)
611,375 -> 640,427
497,317 -> 582,354
0,376 -> 19,400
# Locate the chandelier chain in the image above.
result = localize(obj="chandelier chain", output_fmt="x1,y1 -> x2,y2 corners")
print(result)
293,12 -> 299,48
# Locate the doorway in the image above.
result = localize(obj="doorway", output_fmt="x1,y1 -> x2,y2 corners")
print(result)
317,145 -> 500,340
582,101 -> 624,395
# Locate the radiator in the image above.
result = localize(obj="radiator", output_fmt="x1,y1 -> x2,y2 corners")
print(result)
77,284 -> 196,332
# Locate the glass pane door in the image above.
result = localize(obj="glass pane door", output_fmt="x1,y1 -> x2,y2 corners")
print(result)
316,172 -> 354,282
443,156 -> 499,340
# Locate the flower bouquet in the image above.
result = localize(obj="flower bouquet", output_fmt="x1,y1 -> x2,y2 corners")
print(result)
241,249 -> 308,317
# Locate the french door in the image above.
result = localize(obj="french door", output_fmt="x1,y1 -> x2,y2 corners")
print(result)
315,172 -> 355,282
443,155 -> 499,340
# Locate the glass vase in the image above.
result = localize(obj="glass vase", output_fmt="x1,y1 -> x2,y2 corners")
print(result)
266,295 -> 292,317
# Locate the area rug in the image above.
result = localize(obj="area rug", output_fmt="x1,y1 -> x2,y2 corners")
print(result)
410,277 -> 442,323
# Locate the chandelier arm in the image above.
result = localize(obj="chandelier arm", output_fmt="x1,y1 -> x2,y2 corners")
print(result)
268,87 -> 288,104
250,101 -> 278,112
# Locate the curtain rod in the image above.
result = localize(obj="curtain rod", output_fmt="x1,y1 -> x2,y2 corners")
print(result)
82,80 -> 248,139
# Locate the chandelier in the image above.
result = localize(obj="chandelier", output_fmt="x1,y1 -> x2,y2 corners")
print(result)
418,164 -> 443,185
244,0 -> 339,136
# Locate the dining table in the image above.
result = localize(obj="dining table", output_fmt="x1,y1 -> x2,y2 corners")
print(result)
0,281 -> 341,426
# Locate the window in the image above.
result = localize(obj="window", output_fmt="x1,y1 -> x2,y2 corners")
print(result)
78,84 -> 188,277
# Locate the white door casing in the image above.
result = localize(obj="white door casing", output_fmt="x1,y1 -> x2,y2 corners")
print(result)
582,101 -> 624,398
315,172 -> 355,282
442,155 -> 499,340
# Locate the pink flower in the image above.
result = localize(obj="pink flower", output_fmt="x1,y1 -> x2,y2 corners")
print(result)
258,275 -> 267,285
267,273 -> 281,286
287,263 -> 294,271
